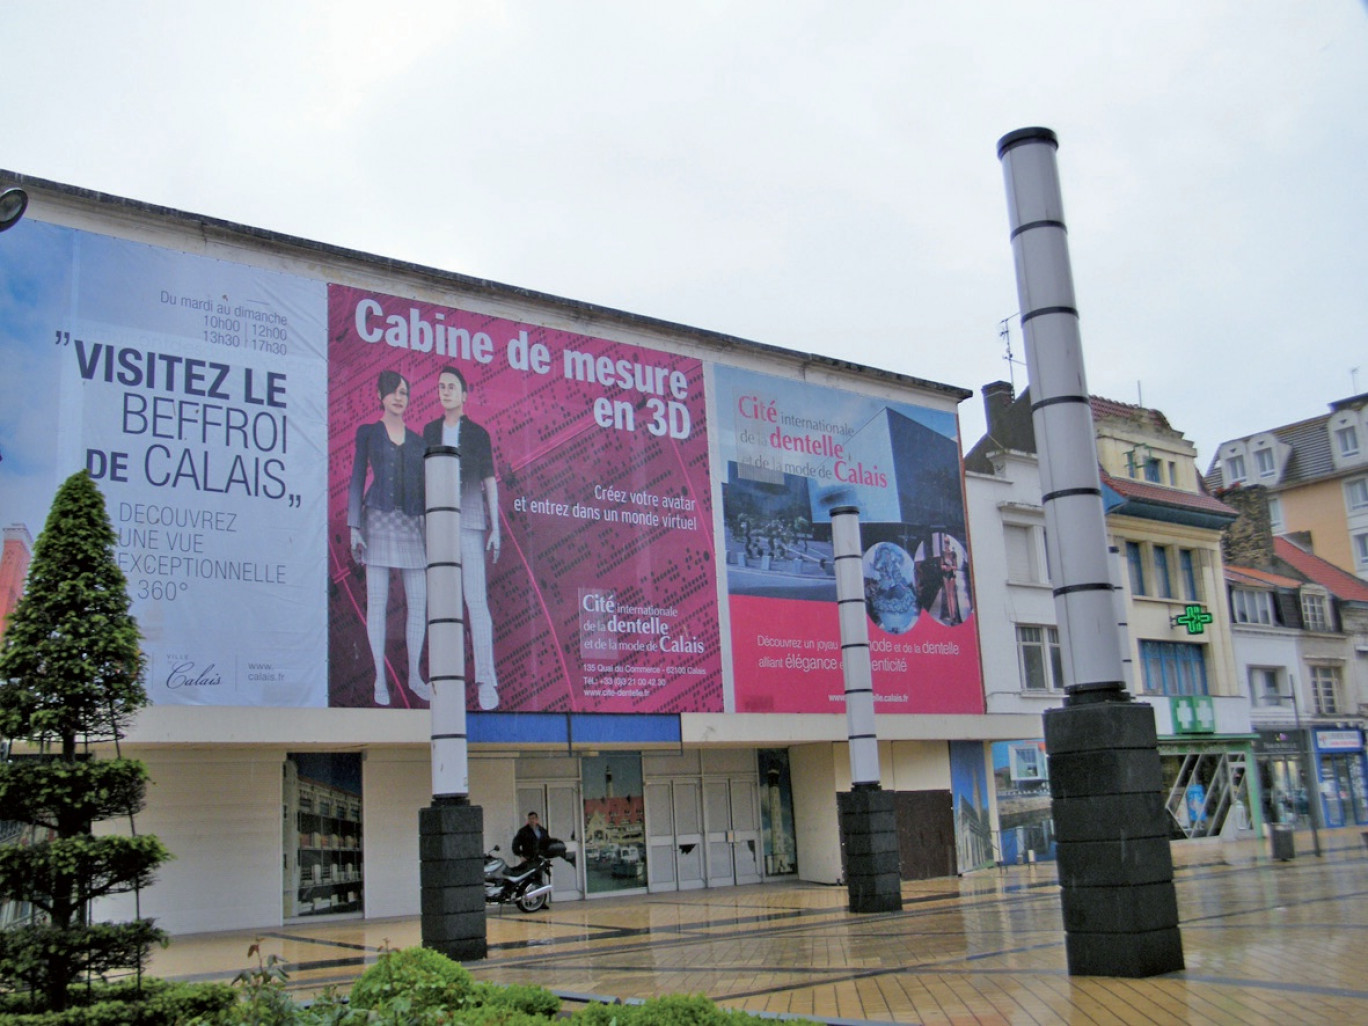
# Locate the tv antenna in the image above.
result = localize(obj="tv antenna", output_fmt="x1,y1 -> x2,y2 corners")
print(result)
1000,314 -> 1025,388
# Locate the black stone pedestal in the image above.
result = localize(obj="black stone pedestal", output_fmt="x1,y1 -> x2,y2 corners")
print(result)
838,786 -> 903,913
419,801 -> 487,962
1045,700 -> 1184,977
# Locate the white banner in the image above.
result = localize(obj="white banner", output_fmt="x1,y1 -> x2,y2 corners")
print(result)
0,222 -> 328,706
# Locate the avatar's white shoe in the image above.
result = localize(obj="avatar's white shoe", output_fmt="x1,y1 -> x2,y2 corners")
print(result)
478,682 -> 499,711
409,677 -> 432,702
374,681 -> 391,706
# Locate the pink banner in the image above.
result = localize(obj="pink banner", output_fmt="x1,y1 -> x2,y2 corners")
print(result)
327,286 -> 720,713
730,596 -> 982,714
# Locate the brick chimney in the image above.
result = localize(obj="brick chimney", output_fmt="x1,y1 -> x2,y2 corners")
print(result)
981,381 -> 1015,439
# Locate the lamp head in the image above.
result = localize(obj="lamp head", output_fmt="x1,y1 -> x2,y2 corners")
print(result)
0,187 -> 28,232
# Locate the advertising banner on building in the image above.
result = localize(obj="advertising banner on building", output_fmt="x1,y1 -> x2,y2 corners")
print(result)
0,221 -> 329,705
326,286 -> 722,713
3,219 -> 977,719
714,366 -> 982,713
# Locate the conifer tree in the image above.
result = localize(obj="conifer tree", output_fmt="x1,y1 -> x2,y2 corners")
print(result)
0,470 -> 169,1012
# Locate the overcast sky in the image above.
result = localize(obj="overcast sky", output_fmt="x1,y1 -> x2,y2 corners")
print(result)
4,1 -> 1365,468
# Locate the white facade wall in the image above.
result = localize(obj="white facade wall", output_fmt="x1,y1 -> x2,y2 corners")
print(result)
965,455 -> 1057,718
1232,625 -> 1301,725
97,748 -> 284,935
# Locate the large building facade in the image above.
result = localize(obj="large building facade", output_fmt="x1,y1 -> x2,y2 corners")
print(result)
0,172 -> 1037,936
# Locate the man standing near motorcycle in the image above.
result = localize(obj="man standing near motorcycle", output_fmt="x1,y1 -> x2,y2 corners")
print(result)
512,811 -> 547,866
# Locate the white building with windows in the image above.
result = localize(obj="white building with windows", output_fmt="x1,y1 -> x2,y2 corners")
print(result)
1219,485 -> 1368,829
966,383 -> 1258,847
1209,393 -> 1368,581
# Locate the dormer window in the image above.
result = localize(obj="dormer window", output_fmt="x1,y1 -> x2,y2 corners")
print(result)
1301,591 -> 1330,632
1254,448 -> 1275,477
1336,425 -> 1360,458
1225,453 -> 1247,485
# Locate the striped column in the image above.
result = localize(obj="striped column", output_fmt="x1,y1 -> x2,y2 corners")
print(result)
830,506 -> 901,913
999,127 -> 1183,977
831,506 -> 880,787
998,127 -> 1125,702
424,444 -> 468,797
420,444 -> 486,961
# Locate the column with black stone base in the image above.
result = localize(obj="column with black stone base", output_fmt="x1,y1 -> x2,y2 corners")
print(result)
832,506 -> 902,913
420,445 -> 486,961
998,127 -> 1183,976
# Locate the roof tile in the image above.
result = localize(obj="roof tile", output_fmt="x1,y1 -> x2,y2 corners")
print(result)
1273,537 -> 1368,602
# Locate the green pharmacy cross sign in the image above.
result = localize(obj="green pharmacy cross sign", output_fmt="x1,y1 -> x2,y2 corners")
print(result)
1173,604 -> 1213,635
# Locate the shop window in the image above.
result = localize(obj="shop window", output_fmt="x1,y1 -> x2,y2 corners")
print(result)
758,749 -> 797,876
582,753 -> 647,895
285,753 -> 363,919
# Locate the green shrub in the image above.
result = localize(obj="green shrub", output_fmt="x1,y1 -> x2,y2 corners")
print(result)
570,993 -> 819,1026
349,947 -> 474,1015
468,982 -> 560,1018
0,977 -> 236,1025
567,1003 -> 634,1026
457,1005 -> 559,1026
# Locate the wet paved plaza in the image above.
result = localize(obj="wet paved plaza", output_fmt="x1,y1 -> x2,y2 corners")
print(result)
151,827 -> 1368,1025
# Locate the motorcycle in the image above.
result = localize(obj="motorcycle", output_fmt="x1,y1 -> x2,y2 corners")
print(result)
484,839 -> 573,913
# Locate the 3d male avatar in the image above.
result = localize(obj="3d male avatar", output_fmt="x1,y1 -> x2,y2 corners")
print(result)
423,367 -> 502,710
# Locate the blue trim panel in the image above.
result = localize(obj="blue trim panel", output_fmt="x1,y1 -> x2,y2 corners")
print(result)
466,712 -> 682,745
